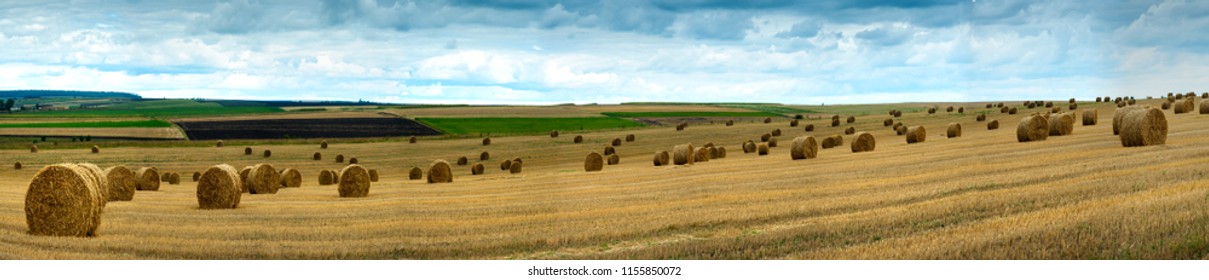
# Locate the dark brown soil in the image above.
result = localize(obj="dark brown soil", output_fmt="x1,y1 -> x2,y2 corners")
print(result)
176,118 -> 441,140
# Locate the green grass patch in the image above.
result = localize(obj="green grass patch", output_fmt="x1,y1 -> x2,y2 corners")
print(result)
714,104 -> 816,115
3,99 -> 283,119
417,117 -> 645,135
601,111 -> 781,118
0,120 -> 173,128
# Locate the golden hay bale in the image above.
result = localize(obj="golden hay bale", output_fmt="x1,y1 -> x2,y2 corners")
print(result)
457,156 -> 468,165
846,116 -> 856,123
767,138 -> 778,147
247,164 -> 280,194
958,107 -> 965,113
1203,93 -> 1209,99
757,143 -> 769,155
884,119 -> 893,126
409,167 -> 423,180
196,164 -> 241,209
471,163 -> 484,175
928,107 -> 937,114
716,147 -> 727,158
1161,102 -> 1170,110
804,124 -> 815,132
987,119 -> 1000,130
652,151 -> 670,166
1048,113 -> 1075,136
760,133 -> 772,142
15,162 -> 21,169
673,144 -> 696,165
1069,103 -> 1077,110
480,151 -> 490,161
168,173 -> 181,185
1051,107 -> 1060,114
612,138 -> 622,146
349,157 -> 359,164
1174,98 -> 1194,114
1119,107 -> 1167,147
1096,97 -> 1102,102
313,152 -> 322,160
1045,101 -> 1053,108
280,168 -> 302,188
585,152 -> 605,171
889,109 -> 897,116
906,126 -> 926,144
946,106 -> 954,112
1113,106 -> 1147,135
135,167 -> 160,191
821,135 -> 843,149
726,120 -> 735,126
626,134 -> 636,142
1016,115 -> 1049,142
694,148 -> 710,162
1201,100 -> 1209,114
338,165 -> 371,197
790,119 -> 799,127
676,122 -> 688,131
91,145 -> 99,153
844,127 -> 855,135
192,171 -> 201,182
1009,108 -> 1018,114
831,118 -> 840,127
574,135 -> 584,143
409,136 -> 417,143
608,154 -> 620,165
509,161 -> 522,174
764,117 -> 772,123
369,169 -> 379,182
25,164 -> 105,237
239,167 -> 252,192
30,145 -> 37,153
500,160 -> 513,170
986,104 -> 993,108
604,146 -> 616,156
790,136 -> 818,160
320,141 -> 328,149
104,166 -> 136,201
482,138 -> 491,146
976,114 -> 986,122
895,125 -> 907,135
216,140 -> 224,147
1000,107 -> 1009,113
244,147 -> 252,155
894,111 -> 902,117
851,132 -> 875,153
707,146 -> 719,159
1083,110 -> 1098,125
427,160 -> 453,183
336,154 -> 345,163
550,130 -> 559,138
262,150 -> 271,158
161,172 -> 171,182
997,102 -> 1005,108
318,170 -> 336,185
742,141 -> 756,153
772,129 -> 782,136
947,123 -> 962,138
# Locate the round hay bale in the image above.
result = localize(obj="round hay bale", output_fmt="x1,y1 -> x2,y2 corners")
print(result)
246,164 -> 280,194
707,146 -> 718,159
726,120 -> 735,126
1096,97 -> 1102,102
168,173 -> 180,185
790,119 -> 799,127
986,119 -> 999,130
103,166 -> 136,202
771,129 -> 782,137
1048,113 -> 1075,136
480,151 -> 490,161
1201,100 -> 1209,114
676,122 -> 688,131
1009,108 -> 1018,114
889,109 -> 897,116
368,169 -> 379,182
280,168 -> 301,188
1051,107 -> 1061,114
894,111 -> 902,117
976,114 -> 986,122
652,151 -> 670,166
1069,103 -> 1077,110
427,160 -> 453,183
1128,99 -> 1137,105
509,160 -> 522,174
457,156 -> 468,166
757,143 -> 769,155
1174,99 -> 1194,114
409,167 -> 423,180
336,154 -> 345,163
30,145 -> 37,153
1203,93 -> 1209,99
313,152 -> 322,160
851,132 -> 875,153
338,165 -> 371,197
673,144 -> 696,165
1119,107 -> 1167,147
574,135 -> 584,143
767,138 -> 778,148
928,107 -> 937,114
349,157 -> 359,165
90,145 -> 99,153
884,119 -> 893,126
831,119 -> 840,127
997,102 -> 1004,108
1113,106 -> 1147,135
15,162 -> 22,169
607,154 -> 620,165
742,141 -> 756,153
1045,101 -> 1053,108
626,134 -> 635,142
1016,115 -> 1049,142
958,107 -> 965,113
196,164 -> 241,209
550,130 -> 559,138
25,164 -> 105,236
604,146 -> 616,156
821,135 -> 843,149
986,104 -> 993,108
611,138 -> 622,146
239,167 -> 252,192
760,133 -> 772,142
500,160 -> 513,170
471,163 -> 484,175
846,116 -> 856,123
716,147 -> 727,158
1069,98 -> 1076,103
790,136 -> 818,160
585,152 -> 605,171
216,140 -> 224,147
844,127 -> 855,135
320,141 -> 328,149
895,125 -> 907,135
804,124 -> 815,132
1000,107 -> 1009,113
947,123 -> 962,138
694,147 -> 710,162
161,172 -> 171,182
409,136 -> 417,143
135,167 -> 160,191
906,126 -> 926,144
262,150 -> 271,158
244,147 -> 252,155
318,170 -> 335,185
482,138 -> 491,146
192,171 -> 201,182
946,106 -> 954,112
763,117 -> 772,123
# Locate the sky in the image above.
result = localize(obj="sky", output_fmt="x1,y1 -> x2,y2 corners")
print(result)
0,0 -> 1206,105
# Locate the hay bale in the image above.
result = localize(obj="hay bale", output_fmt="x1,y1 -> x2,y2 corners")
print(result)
761,133 -> 772,142
102,166 -> 135,202
694,147 -> 710,162
1069,103 -> 1077,110
804,124 -> 815,132
349,157 -> 359,164
192,171 -> 201,182
168,173 -> 181,185
1045,101 -> 1053,108
946,123 -> 962,138
409,167 -> 423,180
707,146 -> 719,159
482,138 -> 491,146
673,144 -> 696,165
976,114 -> 986,122
1201,100 -> 1209,114
1174,98 -> 1194,114
831,119 -> 840,127
928,107 -> 937,114
262,150 -> 271,158
1009,108 -> 1018,114
790,119 -> 799,127
703,142 -> 715,148
313,152 -> 322,160
135,167 -> 160,191
716,147 -> 727,158
239,167 -> 252,192
906,126 -> 926,144
161,172 -> 171,182
1113,106 -> 1147,135
764,117 -> 772,123
604,146 -> 616,156
480,151 -> 490,161
626,134 -> 636,142
585,152 -> 605,171
742,141 -> 756,153
471,163 -> 484,175
1120,107 -> 1167,147
652,151 -> 670,166
280,168 -> 302,188
958,107 -> 965,113
1128,99 -> 1137,105
767,138 -> 778,147
772,129 -> 782,137
1000,107 -> 1009,113
790,136 -> 818,160
319,170 -> 336,185
196,164 -> 241,209
336,154 -> 345,163
90,145 -> 99,153
24,164 -> 105,236
1083,110 -> 1098,125
244,147 -> 252,155
550,130 -> 559,138
608,154 -> 620,165
409,136 -> 417,143
845,116 -> 855,124
726,120 -> 734,126
1203,93 -> 1208,99
851,132 -> 875,153
574,135 -> 584,143
946,106 -> 954,112
216,140 -> 224,147
676,122 -> 688,131
1051,107 -> 1061,114
427,160 -> 453,183
612,138 -> 622,146
844,127 -> 855,135
368,169 -> 379,182
889,109 -> 897,116
1096,97 -> 1102,102
457,156 -> 468,166
509,160 -> 522,174
246,164 -> 280,194
884,119 -> 893,126
895,125 -> 907,135
1048,113 -> 1075,136
320,141 -> 328,149
338,165 -> 371,197
894,111 -> 902,117
30,145 -> 37,153
500,160 -> 513,170
1016,115 -> 1049,142
14,162 -> 21,169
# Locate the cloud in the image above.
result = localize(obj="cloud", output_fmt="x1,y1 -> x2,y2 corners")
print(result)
674,11 -> 753,40
854,23 -> 915,47
204,0 -> 266,34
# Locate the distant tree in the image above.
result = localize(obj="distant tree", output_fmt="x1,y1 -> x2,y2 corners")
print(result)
3,99 -> 12,112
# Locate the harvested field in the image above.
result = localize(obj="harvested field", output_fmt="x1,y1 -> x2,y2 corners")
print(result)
176,118 -> 440,140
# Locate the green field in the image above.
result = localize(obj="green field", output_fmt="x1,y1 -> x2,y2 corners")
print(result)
417,117 -> 645,135
0,120 -> 174,128
601,111 -> 783,118
4,100 -> 283,119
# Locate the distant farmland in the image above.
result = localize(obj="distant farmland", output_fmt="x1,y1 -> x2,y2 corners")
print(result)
601,111 -> 782,118
417,117 -> 645,135
4,100 -> 282,119
0,120 -> 173,128
176,118 -> 440,140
